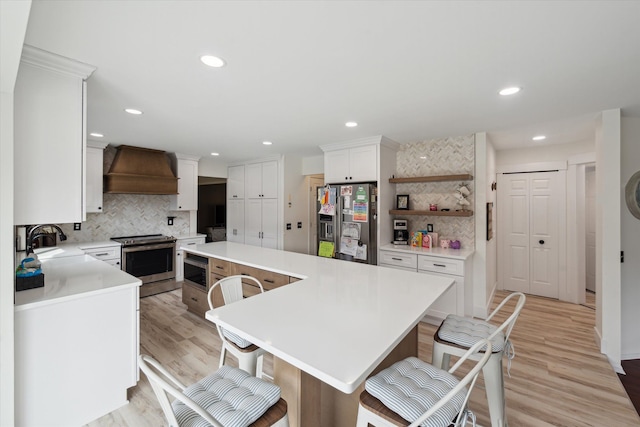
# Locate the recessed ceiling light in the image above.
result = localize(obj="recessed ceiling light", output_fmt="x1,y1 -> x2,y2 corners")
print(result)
345,121 -> 358,128
210,152 -> 219,156
532,135 -> 546,141
124,108 -> 143,115
499,87 -> 522,96
200,55 -> 225,68
262,141 -> 272,146
89,133 -> 104,138
420,156 -> 427,159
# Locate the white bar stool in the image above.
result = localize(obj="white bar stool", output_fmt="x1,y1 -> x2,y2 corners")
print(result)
208,275 -> 267,377
431,292 -> 526,427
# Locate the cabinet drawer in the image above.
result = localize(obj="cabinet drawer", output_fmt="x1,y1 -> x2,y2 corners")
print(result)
418,255 -> 464,276
379,250 -> 417,270
182,282 -> 210,316
83,246 -> 120,260
210,258 -> 232,276
178,237 -> 205,249
232,264 -> 289,291
289,276 -> 302,283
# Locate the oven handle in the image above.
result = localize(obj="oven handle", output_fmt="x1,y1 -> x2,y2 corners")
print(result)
121,242 -> 176,253
184,257 -> 208,269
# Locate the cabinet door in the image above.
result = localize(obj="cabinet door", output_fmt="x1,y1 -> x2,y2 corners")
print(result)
245,162 -> 263,199
418,269 -> 463,321
14,62 -> 85,224
349,145 -> 377,182
226,199 -> 245,243
261,161 -> 278,199
171,159 -> 198,210
324,149 -> 350,184
85,146 -> 104,213
261,198 -> 278,248
244,199 -> 262,247
227,165 -> 245,199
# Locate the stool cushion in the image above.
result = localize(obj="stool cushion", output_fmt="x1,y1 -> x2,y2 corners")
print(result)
172,365 -> 281,427
365,356 -> 466,427
437,314 -> 505,352
222,328 -> 254,349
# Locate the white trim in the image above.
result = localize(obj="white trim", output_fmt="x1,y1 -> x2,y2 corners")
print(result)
568,152 -> 596,165
497,161 -> 567,174
319,135 -> 400,152
21,44 -> 96,80
87,141 -> 108,150
173,152 -> 201,162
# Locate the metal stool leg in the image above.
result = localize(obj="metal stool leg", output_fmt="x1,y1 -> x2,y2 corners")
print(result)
483,352 -> 506,427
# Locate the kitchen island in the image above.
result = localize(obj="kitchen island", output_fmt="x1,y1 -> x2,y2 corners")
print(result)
183,242 -> 454,427
14,252 -> 140,427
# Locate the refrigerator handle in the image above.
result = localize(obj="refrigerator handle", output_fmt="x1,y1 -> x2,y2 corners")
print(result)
334,186 -> 341,258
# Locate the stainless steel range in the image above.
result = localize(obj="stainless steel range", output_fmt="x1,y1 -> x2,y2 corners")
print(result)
112,234 -> 177,297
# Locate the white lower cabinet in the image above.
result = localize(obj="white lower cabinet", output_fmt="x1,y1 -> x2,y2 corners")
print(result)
245,198 -> 278,249
175,236 -> 206,281
79,243 -> 122,269
227,199 -> 245,243
379,248 -> 472,325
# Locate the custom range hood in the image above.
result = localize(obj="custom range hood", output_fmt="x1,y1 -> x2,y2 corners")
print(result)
104,145 -> 178,194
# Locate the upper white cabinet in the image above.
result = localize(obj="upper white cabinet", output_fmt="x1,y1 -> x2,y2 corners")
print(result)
170,153 -> 200,211
245,160 -> 278,199
86,141 -> 108,213
14,45 -> 96,225
227,165 -> 245,199
322,144 -> 377,184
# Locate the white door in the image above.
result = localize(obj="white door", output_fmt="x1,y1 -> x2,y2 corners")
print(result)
498,172 -> 560,298
585,167 -> 596,292
244,199 -> 262,247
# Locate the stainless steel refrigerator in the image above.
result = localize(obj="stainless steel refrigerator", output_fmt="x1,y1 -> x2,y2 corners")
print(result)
317,182 -> 377,265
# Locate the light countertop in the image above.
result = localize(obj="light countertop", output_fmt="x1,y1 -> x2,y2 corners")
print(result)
185,242 -> 454,394
380,243 -> 474,260
15,254 -> 140,311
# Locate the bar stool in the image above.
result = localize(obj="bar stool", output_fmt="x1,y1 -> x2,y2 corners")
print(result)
208,275 -> 267,377
431,292 -> 526,427
356,339 -> 492,427
139,354 -> 289,427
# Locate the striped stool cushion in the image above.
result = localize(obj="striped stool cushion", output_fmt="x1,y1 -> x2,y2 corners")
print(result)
222,328 -> 254,349
437,314 -> 505,352
172,365 -> 280,427
365,357 -> 467,427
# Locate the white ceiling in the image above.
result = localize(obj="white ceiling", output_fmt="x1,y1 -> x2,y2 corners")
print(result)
22,1 -> 640,165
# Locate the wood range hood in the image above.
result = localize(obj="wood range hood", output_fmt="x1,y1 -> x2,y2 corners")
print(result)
104,145 -> 178,194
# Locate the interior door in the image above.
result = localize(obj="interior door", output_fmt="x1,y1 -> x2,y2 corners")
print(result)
585,167 -> 596,292
498,171 -> 560,298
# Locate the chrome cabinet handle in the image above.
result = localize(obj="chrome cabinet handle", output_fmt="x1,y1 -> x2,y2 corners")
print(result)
264,279 -> 275,284
391,257 -> 403,261
434,263 -> 446,268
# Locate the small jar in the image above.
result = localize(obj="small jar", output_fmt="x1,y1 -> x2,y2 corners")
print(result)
440,239 -> 450,249
429,203 -> 438,211
450,240 -> 461,249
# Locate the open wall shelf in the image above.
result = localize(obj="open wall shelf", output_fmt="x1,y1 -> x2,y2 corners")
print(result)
389,209 -> 473,217
389,174 -> 473,183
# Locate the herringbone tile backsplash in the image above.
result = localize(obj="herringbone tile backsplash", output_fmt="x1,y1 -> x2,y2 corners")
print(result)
395,135 -> 475,249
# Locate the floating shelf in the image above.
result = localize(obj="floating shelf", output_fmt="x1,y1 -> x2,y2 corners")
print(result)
389,174 -> 473,183
389,209 -> 474,217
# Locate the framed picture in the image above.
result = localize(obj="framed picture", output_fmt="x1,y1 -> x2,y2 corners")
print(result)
486,202 -> 494,241
396,194 -> 409,210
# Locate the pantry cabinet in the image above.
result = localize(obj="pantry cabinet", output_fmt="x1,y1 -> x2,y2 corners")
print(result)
226,198 -> 245,243
245,198 -> 278,249
227,165 -> 245,199
86,141 -> 108,213
14,45 -> 96,225
245,160 -> 278,199
170,153 -> 200,211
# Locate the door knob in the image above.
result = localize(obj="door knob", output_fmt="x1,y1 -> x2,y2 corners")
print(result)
539,240 -> 545,245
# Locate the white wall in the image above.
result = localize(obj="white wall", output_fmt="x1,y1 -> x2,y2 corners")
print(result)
621,116 -> 640,360
1,2 -> 32,425
496,139 -> 595,166
302,154 -> 323,175
473,133 -> 488,318
282,154 -> 308,254
486,137 -> 497,310
198,157 -> 228,178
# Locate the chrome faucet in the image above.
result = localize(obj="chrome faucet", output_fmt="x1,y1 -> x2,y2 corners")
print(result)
26,224 -> 67,255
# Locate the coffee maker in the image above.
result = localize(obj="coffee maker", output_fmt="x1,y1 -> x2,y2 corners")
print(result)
393,219 -> 409,245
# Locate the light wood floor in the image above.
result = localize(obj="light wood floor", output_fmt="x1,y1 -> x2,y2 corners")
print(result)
87,289 -> 640,427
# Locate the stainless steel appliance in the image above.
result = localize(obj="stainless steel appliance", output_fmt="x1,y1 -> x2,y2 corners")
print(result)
183,253 -> 209,291
393,219 -> 409,245
112,234 -> 177,297
317,182 -> 377,265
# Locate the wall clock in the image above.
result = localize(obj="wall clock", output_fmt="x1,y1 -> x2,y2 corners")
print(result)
625,170 -> 640,220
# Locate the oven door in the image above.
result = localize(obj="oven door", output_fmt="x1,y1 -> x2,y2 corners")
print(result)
122,242 -> 176,284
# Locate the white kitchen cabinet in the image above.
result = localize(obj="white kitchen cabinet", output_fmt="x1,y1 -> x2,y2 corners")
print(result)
417,255 -> 466,323
323,144 -> 377,184
14,45 -> 96,225
226,198 -> 245,243
86,141 -> 108,213
175,235 -> 206,281
227,165 -> 245,199
245,160 -> 278,199
170,154 -> 200,211
80,243 -> 122,269
245,198 -> 278,249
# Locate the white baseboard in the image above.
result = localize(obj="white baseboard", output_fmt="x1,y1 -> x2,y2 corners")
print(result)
622,351 -> 640,360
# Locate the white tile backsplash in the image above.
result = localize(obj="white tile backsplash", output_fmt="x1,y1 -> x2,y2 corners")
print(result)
395,135 -> 475,249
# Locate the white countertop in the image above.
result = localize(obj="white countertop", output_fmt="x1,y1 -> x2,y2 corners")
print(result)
380,243 -> 474,260
15,254 -> 140,311
33,241 -> 121,260
186,242 -> 453,394
175,233 -> 207,240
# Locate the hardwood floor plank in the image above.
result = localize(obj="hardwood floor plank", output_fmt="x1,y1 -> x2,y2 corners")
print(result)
86,289 -> 640,427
